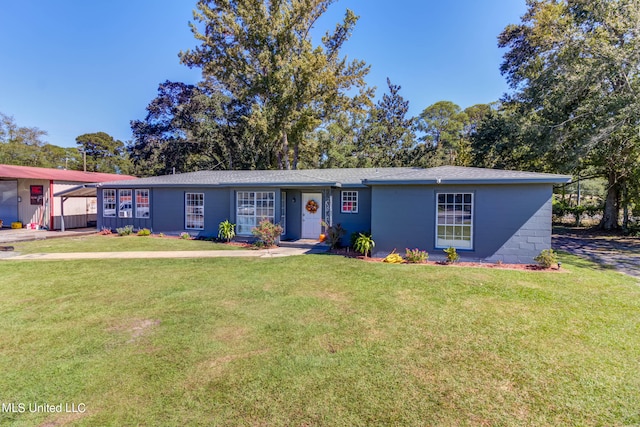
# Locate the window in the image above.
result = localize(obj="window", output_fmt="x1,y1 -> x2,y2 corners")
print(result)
436,193 -> 473,249
118,190 -> 132,218
341,191 -> 358,213
185,193 -> 204,230
103,189 -> 116,217
135,189 -> 150,218
280,191 -> 286,235
236,191 -> 275,235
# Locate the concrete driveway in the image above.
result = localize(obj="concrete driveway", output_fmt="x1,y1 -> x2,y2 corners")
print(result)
0,227 -> 97,243
553,229 -> 640,278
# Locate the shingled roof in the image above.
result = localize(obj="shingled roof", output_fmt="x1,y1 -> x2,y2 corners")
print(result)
0,164 -> 136,183
98,166 -> 571,188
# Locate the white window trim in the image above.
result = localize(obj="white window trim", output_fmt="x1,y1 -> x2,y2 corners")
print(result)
185,192 -> 204,230
103,189 -> 116,217
236,191 -> 276,236
341,190 -> 359,214
135,189 -> 150,219
435,192 -> 474,250
118,189 -> 132,218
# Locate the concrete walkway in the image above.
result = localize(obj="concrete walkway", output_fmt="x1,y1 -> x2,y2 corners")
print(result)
2,247 -> 325,261
0,228 -> 97,243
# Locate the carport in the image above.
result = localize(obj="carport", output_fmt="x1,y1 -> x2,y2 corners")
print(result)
54,184 -> 97,232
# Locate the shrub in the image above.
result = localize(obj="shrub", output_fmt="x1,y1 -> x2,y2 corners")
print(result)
116,225 -> 134,236
405,248 -> 428,263
180,232 -> 192,240
350,231 -> 371,248
137,228 -> 151,236
251,219 -> 283,247
322,221 -> 346,249
99,227 -> 112,235
443,247 -> 459,263
218,220 -> 236,242
353,233 -> 375,258
535,249 -> 558,268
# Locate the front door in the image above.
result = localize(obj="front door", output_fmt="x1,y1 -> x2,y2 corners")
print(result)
0,181 -> 19,226
301,193 -> 322,239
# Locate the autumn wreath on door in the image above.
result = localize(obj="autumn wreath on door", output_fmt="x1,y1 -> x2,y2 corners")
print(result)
305,199 -> 319,214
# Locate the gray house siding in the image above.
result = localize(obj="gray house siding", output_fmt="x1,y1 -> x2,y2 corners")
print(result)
371,184 -> 553,263
282,189 -> 302,240
370,186 -> 434,257
98,187 -> 230,237
331,187 -> 372,246
151,187 -> 230,237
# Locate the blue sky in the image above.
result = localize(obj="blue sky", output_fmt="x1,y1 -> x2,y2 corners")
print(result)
0,1 -> 526,148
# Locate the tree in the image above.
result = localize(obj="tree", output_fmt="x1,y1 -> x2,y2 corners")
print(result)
499,0 -> 640,230
357,78 -> 416,167
179,0 -> 373,170
416,101 -> 468,166
129,81 -> 268,176
76,132 -> 131,174
0,112 -> 50,167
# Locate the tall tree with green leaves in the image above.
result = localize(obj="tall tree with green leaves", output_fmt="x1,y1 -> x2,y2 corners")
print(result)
357,78 -> 416,167
129,81 -> 258,176
76,132 -> 131,174
499,0 -> 640,230
179,0 -> 372,170
415,101 -> 468,166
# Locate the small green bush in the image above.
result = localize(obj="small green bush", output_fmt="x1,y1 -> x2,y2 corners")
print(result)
251,219 -> 283,247
137,228 -> 151,236
405,248 -> 428,263
180,232 -> 192,240
353,233 -> 375,258
443,247 -> 459,263
116,225 -> 134,236
218,220 -> 236,242
350,231 -> 371,248
535,249 -> 558,268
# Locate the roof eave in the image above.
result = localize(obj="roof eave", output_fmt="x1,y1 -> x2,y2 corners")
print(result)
98,182 -> 343,188
364,177 -> 573,186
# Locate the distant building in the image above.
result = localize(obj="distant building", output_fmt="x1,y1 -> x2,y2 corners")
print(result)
0,164 -> 136,230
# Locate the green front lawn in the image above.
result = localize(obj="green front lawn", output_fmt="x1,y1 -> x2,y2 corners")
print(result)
0,255 -> 638,426
11,234 -> 243,254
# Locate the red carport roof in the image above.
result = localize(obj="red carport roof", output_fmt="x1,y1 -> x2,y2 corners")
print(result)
0,164 -> 137,183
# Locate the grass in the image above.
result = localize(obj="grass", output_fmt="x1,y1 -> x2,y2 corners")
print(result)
10,234 -> 243,254
0,254 -> 639,426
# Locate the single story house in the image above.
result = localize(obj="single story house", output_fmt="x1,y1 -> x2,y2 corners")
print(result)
0,164 -> 136,230
96,166 -> 571,263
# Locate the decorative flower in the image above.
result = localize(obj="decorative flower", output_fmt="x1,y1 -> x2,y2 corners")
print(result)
305,199 -> 318,214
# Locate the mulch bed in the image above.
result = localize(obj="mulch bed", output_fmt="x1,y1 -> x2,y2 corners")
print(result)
329,249 -> 562,272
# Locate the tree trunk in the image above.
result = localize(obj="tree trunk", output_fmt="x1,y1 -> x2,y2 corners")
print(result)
282,132 -> 290,170
600,172 -> 619,231
293,142 -> 299,170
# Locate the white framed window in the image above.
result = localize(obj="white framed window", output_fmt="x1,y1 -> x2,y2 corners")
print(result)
135,189 -> 150,218
103,189 -> 116,217
185,193 -> 204,230
280,191 -> 286,235
436,193 -> 473,249
236,191 -> 275,235
341,191 -> 358,213
118,189 -> 132,218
